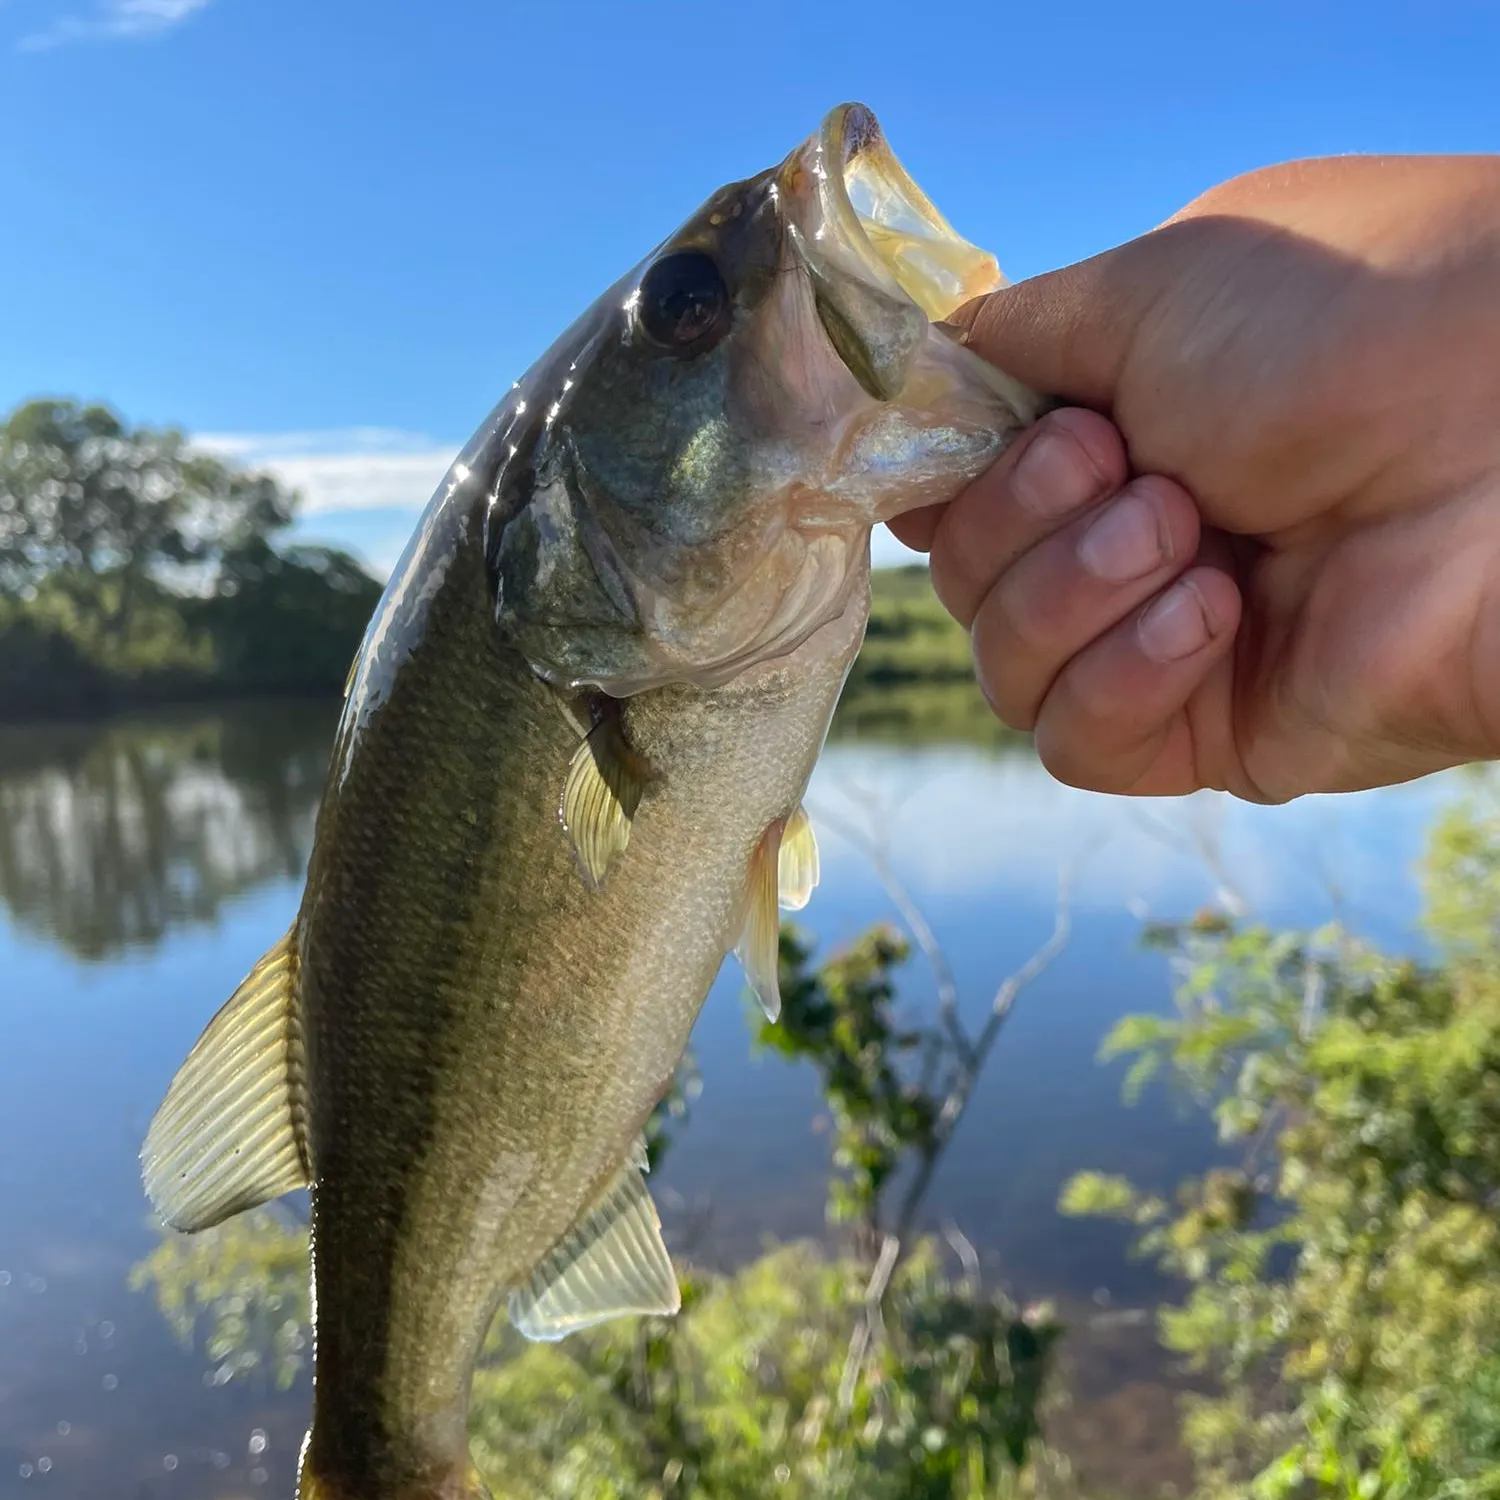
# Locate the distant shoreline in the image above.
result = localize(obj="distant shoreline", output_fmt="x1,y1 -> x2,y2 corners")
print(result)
0,677 -> 346,728
0,564 -> 1025,747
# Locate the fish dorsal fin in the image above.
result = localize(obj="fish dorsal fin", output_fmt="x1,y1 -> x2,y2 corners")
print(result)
777,804 -> 819,912
559,713 -> 653,889
509,1158 -> 679,1342
141,929 -> 312,1232
736,819 -> 784,1023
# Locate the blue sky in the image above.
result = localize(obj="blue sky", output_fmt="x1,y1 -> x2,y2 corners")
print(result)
2,0 -> 1497,574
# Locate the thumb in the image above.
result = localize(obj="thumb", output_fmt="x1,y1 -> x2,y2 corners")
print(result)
947,226 -> 1201,412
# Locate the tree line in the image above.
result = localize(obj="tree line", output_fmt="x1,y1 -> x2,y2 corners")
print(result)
0,397 -> 381,719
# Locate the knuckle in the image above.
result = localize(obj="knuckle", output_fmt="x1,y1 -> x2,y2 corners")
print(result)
977,670 -> 1039,734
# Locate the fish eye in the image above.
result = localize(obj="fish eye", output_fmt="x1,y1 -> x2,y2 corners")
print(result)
635,251 -> 730,355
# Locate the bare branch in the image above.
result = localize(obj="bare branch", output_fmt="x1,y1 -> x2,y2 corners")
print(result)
1126,797 -> 1249,918
973,864 -> 1073,1054
838,1230 -> 901,1411
942,1220 -> 980,1293
808,798 -> 972,1065
807,781 -> 1076,1414
891,862 -> 1075,1249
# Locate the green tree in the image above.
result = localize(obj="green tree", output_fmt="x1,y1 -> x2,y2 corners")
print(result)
1061,783 -> 1500,1498
0,397 -> 382,717
0,398 -> 293,626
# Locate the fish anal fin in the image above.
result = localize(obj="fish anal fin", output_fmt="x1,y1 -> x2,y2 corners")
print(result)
142,929 -> 312,1233
559,711 -> 654,890
509,1159 -> 679,1342
777,803 -> 819,912
736,819 -> 784,1023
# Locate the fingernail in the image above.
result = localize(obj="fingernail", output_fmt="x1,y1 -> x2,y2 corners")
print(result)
1077,493 -> 1169,582
1138,581 -> 1211,662
1011,428 -> 1103,519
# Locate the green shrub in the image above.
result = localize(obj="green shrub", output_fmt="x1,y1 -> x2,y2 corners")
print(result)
1062,785 -> 1500,1498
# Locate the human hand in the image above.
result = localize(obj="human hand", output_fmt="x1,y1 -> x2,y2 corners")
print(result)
892,155 -> 1500,801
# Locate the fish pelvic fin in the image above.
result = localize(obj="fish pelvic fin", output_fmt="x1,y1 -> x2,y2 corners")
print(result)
735,804 -> 819,1025
734,803 -> 821,1022
777,803 -> 820,912
141,927 -> 313,1232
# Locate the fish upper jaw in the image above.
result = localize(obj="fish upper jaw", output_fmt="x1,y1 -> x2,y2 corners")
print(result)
777,102 -> 1033,400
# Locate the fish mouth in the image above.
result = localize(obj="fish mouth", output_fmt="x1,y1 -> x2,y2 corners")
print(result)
816,101 -> 1005,323
782,103 -> 1006,401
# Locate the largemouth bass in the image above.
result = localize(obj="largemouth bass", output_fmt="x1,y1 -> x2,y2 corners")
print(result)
142,103 -> 1043,1500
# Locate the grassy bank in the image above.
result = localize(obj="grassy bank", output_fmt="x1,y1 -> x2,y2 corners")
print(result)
1,399 -> 1012,736
836,565 -> 1024,746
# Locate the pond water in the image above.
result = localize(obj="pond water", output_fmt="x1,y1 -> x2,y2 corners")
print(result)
0,699 -> 1469,1497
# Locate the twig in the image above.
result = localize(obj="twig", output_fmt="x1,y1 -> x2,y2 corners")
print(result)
808,798 -> 971,1066
1126,797 -> 1249,918
838,1230 -> 900,1411
891,864 -> 1074,1249
942,1221 -> 980,1294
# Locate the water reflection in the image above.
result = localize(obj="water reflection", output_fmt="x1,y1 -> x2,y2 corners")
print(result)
0,700 -> 1477,1495
0,702 -> 335,960
0,699 -> 1468,970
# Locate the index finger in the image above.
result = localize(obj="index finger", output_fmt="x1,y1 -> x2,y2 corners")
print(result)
926,407 -> 1127,628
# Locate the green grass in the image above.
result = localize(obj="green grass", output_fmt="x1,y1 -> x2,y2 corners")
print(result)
834,565 -> 1026,747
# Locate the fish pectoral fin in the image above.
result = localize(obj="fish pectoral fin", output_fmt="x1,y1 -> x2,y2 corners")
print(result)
777,804 -> 819,912
509,1160 -> 679,1342
141,928 -> 312,1233
736,819 -> 784,1024
559,712 -> 653,889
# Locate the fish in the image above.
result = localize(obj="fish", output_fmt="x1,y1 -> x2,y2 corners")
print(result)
140,102 -> 1044,1500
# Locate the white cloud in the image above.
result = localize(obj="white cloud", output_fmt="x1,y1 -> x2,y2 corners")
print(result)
185,427 -> 456,578
194,428 -> 460,517
21,0 -> 212,50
